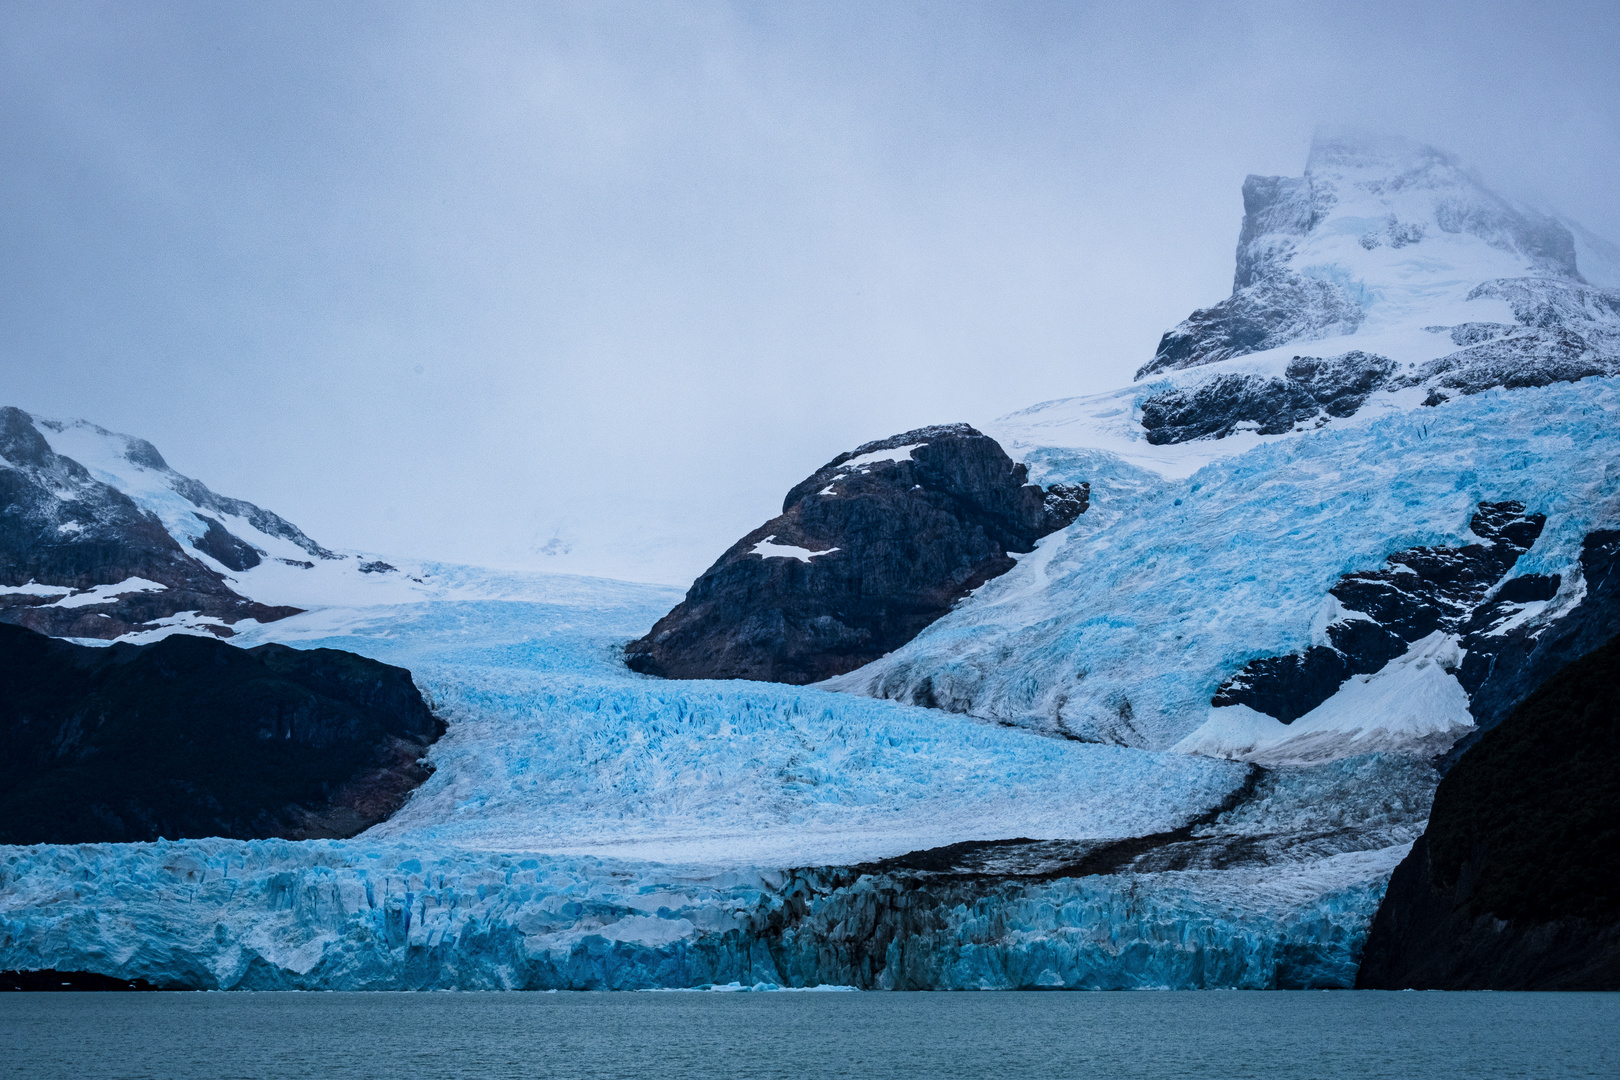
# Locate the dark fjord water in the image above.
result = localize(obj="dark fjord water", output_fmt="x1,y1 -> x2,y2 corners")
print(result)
3,990 -> 1617,1079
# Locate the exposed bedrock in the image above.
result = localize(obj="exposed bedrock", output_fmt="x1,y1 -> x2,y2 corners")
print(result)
1356,633 -> 1620,990
1139,272 -> 1366,379
1140,300 -> 1620,446
1214,501 -> 1545,723
1140,351 -> 1395,445
0,407 -> 300,638
1446,528 -> 1620,759
625,424 -> 1087,684
0,622 -> 445,845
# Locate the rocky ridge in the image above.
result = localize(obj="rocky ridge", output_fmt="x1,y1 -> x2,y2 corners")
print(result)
1356,632 -> 1620,989
1214,501 -> 1543,724
0,407 -> 330,639
625,424 -> 1086,683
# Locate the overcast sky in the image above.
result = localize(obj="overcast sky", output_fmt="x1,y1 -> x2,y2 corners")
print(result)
3,1 -> 1617,583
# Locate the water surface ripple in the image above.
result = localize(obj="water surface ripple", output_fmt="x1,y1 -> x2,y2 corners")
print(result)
4,990 -> 1616,1079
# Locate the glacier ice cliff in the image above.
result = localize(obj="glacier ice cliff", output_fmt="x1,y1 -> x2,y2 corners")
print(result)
0,839 -> 1399,991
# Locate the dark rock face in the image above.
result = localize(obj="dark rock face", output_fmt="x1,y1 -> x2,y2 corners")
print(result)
0,407 -> 303,638
1,969 -> 170,991
1215,502 -> 1544,722
1142,304 -> 1619,447
1231,174 -> 1334,291
625,424 -> 1087,684
1403,328 -> 1609,396
0,622 -> 445,844
1140,351 -> 1395,445
1393,280 -> 1620,399
1139,273 -> 1365,379
1356,633 -> 1620,990
1440,321 -> 1513,347
192,515 -> 263,571
1449,529 -> 1620,755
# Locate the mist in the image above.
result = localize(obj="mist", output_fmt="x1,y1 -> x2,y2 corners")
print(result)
2,0 -> 1616,582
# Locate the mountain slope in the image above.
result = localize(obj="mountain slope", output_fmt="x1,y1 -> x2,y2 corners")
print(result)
1356,632 -> 1620,989
0,407 -> 320,639
626,424 -> 1085,683
823,134 -> 1620,764
1140,132 -> 1614,385
3,133 -> 1618,992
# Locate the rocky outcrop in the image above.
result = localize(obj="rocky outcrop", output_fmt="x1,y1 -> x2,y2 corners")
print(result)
0,407 -> 307,638
1356,633 -> 1620,989
1140,351 -> 1395,445
1447,529 -> 1620,757
1214,501 -> 1544,722
1142,273 -> 1366,378
625,424 -> 1086,684
0,622 -> 445,844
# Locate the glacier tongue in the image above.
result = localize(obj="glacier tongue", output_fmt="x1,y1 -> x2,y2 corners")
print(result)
0,838 -> 1400,991
0,567 -> 1412,990
234,588 -> 1246,867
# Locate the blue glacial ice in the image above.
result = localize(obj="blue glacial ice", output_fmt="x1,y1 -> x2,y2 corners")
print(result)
0,567 -> 1402,989
0,838 -> 1399,990
837,377 -> 1620,747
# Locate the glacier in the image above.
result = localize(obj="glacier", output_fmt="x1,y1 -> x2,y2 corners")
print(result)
835,377 -> 1620,748
0,566 -> 1408,989
5,133 -> 1616,991
0,838 -> 1396,991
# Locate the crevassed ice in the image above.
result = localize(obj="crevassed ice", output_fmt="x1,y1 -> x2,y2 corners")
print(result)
0,838 -> 1398,990
0,569 -> 1400,989
836,378 -> 1620,749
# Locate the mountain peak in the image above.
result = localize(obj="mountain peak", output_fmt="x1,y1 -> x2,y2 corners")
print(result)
1303,129 -> 1459,181
1137,134 -> 1602,380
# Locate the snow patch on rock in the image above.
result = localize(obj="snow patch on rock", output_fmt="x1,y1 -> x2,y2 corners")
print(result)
749,536 -> 840,563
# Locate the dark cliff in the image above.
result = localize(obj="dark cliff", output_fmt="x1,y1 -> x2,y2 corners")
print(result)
625,424 -> 1086,684
0,623 -> 445,844
1355,632 -> 1620,989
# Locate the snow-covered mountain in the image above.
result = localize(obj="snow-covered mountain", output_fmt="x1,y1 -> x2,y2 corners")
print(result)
2,133 -> 1617,991
1141,131 -> 1616,384
0,407 -> 554,640
0,407 -> 323,638
829,133 -> 1620,767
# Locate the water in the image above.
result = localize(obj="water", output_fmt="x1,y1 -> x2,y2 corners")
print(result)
3,991 -> 1617,1079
